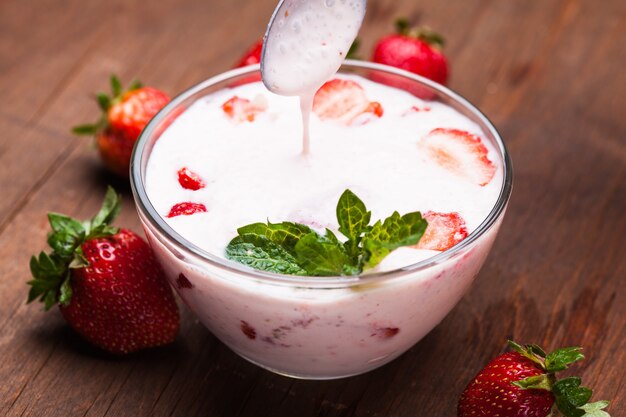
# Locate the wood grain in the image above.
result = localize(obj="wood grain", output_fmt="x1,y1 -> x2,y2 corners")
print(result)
0,0 -> 624,416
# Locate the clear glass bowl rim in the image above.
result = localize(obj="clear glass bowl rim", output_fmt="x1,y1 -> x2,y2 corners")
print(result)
130,60 -> 513,287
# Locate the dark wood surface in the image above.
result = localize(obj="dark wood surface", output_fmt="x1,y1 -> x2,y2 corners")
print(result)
1,1 -> 624,415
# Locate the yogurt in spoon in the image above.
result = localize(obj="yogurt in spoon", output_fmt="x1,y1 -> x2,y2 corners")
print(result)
261,0 -> 366,154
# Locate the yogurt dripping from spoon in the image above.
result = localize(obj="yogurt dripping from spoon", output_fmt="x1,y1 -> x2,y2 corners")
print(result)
261,0 -> 366,154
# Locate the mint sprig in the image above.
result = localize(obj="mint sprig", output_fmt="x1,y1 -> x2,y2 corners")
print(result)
225,189 -> 428,276
508,340 -> 612,417
363,211 -> 428,268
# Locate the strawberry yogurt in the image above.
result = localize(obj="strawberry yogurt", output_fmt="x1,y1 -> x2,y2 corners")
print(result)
136,67 -> 510,378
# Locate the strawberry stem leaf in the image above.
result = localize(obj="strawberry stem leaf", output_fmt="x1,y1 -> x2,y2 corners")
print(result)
554,377 -> 594,417
110,75 -> 122,97
89,186 -> 122,234
512,374 -> 553,391
73,74 -> 144,138
59,274 -> 73,307
414,27 -> 445,49
393,18 -> 445,49
527,343 -> 547,358
129,79 -> 143,91
580,401 -> 611,417
96,92 -> 111,111
546,346 -> 585,372
508,340 -> 546,369
395,17 -> 411,35
71,124 -> 99,135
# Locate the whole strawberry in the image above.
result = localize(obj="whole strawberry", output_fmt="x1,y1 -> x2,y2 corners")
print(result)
458,340 -> 612,417
73,76 -> 170,177
27,187 -> 179,354
372,18 -> 449,85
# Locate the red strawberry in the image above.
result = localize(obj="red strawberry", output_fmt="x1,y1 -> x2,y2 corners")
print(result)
236,39 -> 263,67
313,79 -> 384,124
373,18 -> 449,85
420,128 -> 496,186
177,167 -> 205,190
27,187 -> 179,354
221,96 -> 267,123
107,86 -> 170,140
415,211 -> 468,251
167,202 -> 207,218
73,76 -> 170,177
458,341 -> 612,417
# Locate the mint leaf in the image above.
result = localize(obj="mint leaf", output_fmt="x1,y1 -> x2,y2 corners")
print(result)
225,234 -> 306,275
336,189 -> 371,240
336,189 -> 371,262
226,189 -> 428,276
237,221 -> 313,254
295,232 -> 354,276
362,211 -> 427,268
546,346 -> 585,372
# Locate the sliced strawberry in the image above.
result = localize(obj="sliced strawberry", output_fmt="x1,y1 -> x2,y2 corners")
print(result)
177,167 -> 205,190
415,211 -> 468,251
313,79 -> 384,125
221,96 -> 266,123
167,202 -> 207,218
420,128 -> 496,186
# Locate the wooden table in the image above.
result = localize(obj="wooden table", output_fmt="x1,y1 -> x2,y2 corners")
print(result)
1,1 -> 624,415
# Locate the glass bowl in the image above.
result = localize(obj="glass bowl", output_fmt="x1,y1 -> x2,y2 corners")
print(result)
130,61 -> 513,379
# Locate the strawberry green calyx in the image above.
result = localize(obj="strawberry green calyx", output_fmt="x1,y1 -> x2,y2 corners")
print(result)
71,75 -> 143,136
394,18 -> 445,49
27,186 -> 122,310
507,340 -> 611,417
